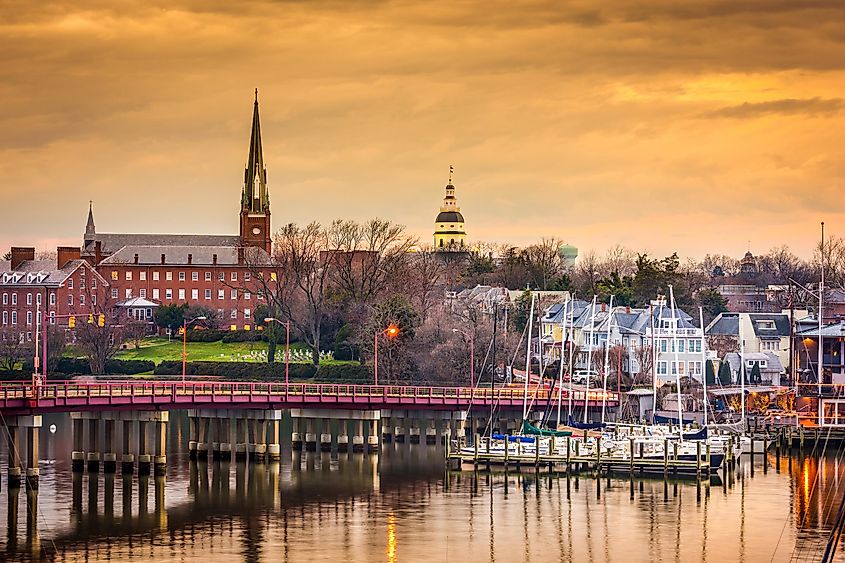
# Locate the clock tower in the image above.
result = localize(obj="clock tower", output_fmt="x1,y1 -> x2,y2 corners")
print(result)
239,89 -> 272,254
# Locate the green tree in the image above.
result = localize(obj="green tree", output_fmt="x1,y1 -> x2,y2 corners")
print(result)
512,289 -> 533,333
705,359 -> 716,386
699,288 -> 729,324
154,303 -> 188,333
750,362 -> 762,385
597,272 -> 635,306
365,295 -> 421,384
255,304 -> 283,363
718,360 -> 732,386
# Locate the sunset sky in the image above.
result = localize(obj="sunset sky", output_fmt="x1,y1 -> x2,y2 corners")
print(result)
1,0 -> 843,259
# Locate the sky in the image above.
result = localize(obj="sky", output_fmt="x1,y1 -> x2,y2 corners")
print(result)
1,0 -> 843,260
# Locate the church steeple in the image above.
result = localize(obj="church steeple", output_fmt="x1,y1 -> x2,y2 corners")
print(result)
239,89 -> 272,254
242,88 -> 269,213
84,200 -> 96,246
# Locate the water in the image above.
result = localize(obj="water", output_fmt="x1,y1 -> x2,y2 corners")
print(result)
2,413 -> 845,562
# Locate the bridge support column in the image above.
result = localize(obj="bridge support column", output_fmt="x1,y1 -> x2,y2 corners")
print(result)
103,419 -> 116,473
353,420 -> 364,453
138,420 -> 151,475
235,418 -> 247,462
268,420 -> 280,462
425,419 -> 437,445
87,418 -> 100,473
305,419 -> 317,452
197,417 -> 210,461
188,416 -> 199,460
409,420 -> 421,444
154,415 -> 167,477
394,420 -> 406,443
381,417 -> 392,443
212,418 -> 223,461
320,419 -> 332,452
367,420 -> 379,453
121,420 -> 134,474
291,417 -> 302,451
6,425 -> 21,488
72,417 -> 85,472
250,419 -> 267,463
338,421 -> 349,453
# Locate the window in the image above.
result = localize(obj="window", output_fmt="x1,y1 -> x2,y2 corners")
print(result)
92,295 -> 97,306
26,293 -> 31,305
231,272 -> 237,282
79,294 -> 85,305
205,272 -> 212,281
218,289 -> 225,300
660,339 -> 667,353
657,361 -> 667,375
244,308 -> 251,319
80,279 -> 85,290
270,272 -> 277,282
11,311 -> 17,325
36,293 -> 41,306
110,271 -> 117,281
11,294 -> 16,305
91,280 -> 96,290
166,272 -> 173,281
672,361 -> 685,375
191,289 -> 198,300
2,311 -> 6,325
205,289 -> 212,300
244,272 -> 251,282
179,272 -> 186,282
192,272 -> 199,282
244,291 -> 251,300
153,271 -> 160,281
67,295 -> 73,305
231,289 -> 237,300
26,311 -> 32,325
111,288 -> 118,299
152,288 -> 160,300
68,279 -> 74,289
125,289 -> 132,299
166,289 -> 173,300
140,271 -> 146,281
2,293 -> 6,305
140,288 -> 147,298
762,340 -> 779,351
218,272 -> 225,281
178,289 -> 185,300
231,309 -> 238,319
49,311 -> 55,325
49,293 -> 55,306
125,271 -> 132,281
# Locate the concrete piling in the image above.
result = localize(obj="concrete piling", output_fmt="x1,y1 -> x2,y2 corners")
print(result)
122,420 -> 135,474
103,419 -> 116,473
72,417 -> 85,472
25,426 -> 39,490
87,418 -> 100,473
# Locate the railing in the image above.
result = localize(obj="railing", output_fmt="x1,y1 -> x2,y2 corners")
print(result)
0,380 -> 619,410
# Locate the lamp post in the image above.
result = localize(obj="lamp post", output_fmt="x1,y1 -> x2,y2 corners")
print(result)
264,317 -> 290,387
452,328 -> 475,388
181,316 -> 207,383
374,324 -> 400,386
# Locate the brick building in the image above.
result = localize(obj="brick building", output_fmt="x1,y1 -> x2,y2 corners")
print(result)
0,246 -> 109,341
78,91 -> 276,329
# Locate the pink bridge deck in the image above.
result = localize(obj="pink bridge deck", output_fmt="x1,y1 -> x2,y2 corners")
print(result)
0,380 -> 618,415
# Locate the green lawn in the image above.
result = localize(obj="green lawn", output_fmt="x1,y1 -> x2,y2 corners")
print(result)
113,337 -> 352,365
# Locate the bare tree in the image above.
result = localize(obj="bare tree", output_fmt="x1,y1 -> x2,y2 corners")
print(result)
404,248 -> 445,320
706,334 -> 738,359
75,319 -> 122,375
523,238 -> 564,290
632,344 -> 653,385
0,328 -> 32,372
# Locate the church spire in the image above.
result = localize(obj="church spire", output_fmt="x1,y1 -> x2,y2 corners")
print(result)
242,88 -> 268,213
84,200 -> 96,245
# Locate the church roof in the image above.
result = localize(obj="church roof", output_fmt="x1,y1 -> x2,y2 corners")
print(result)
100,245 -> 271,266
83,234 -> 241,257
435,211 -> 465,223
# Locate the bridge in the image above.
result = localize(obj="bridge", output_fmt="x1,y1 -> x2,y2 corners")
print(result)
0,379 -> 618,491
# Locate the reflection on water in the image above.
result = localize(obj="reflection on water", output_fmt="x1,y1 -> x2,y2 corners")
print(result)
2,418 -> 845,561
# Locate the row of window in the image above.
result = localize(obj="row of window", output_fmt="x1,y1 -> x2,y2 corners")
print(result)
66,279 -> 94,290
656,361 -> 703,376
114,288 -> 260,301
2,292 -> 57,306
111,270 -> 270,283
658,339 -> 704,354
2,310 -> 55,326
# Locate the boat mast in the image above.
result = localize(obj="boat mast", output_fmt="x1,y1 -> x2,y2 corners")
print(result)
557,296 -> 570,427
669,285 -> 684,439
819,221 -> 825,421
567,293 -> 576,420
601,295 -> 615,424
583,295 -> 598,424
650,300 -> 657,424
522,293 -> 536,423
740,325 -> 746,426
699,306 -> 708,428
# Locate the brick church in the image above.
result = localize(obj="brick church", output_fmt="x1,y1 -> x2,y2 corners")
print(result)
1,91 -> 275,336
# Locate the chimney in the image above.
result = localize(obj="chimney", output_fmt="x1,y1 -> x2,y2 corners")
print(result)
187,253 -> 193,265
56,246 -> 81,269
625,306 -> 631,314
601,303 -> 606,312
94,240 -> 103,264
134,253 -> 139,264
237,247 -> 245,265
10,247 -> 35,270
212,253 -> 218,265
160,253 -> 166,265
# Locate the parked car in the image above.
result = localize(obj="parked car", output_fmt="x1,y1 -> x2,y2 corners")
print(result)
571,370 -> 598,385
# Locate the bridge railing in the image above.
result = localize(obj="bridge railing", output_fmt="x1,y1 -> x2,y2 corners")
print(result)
0,380 -> 618,405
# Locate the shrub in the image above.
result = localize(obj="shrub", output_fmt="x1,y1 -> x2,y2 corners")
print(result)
315,364 -> 372,383
185,329 -> 226,343
221,331 -> 266,343
19,358 -> 155,375
153,360 -> 316,381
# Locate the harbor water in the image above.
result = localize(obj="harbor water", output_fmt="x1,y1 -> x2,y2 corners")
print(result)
1,411 -> 844,562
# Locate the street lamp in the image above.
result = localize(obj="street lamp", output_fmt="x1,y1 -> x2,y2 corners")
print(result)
374,323 -> 400,386
452,328 -> 475,388
264,317 -> 290,387
181,316 -> 207,383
